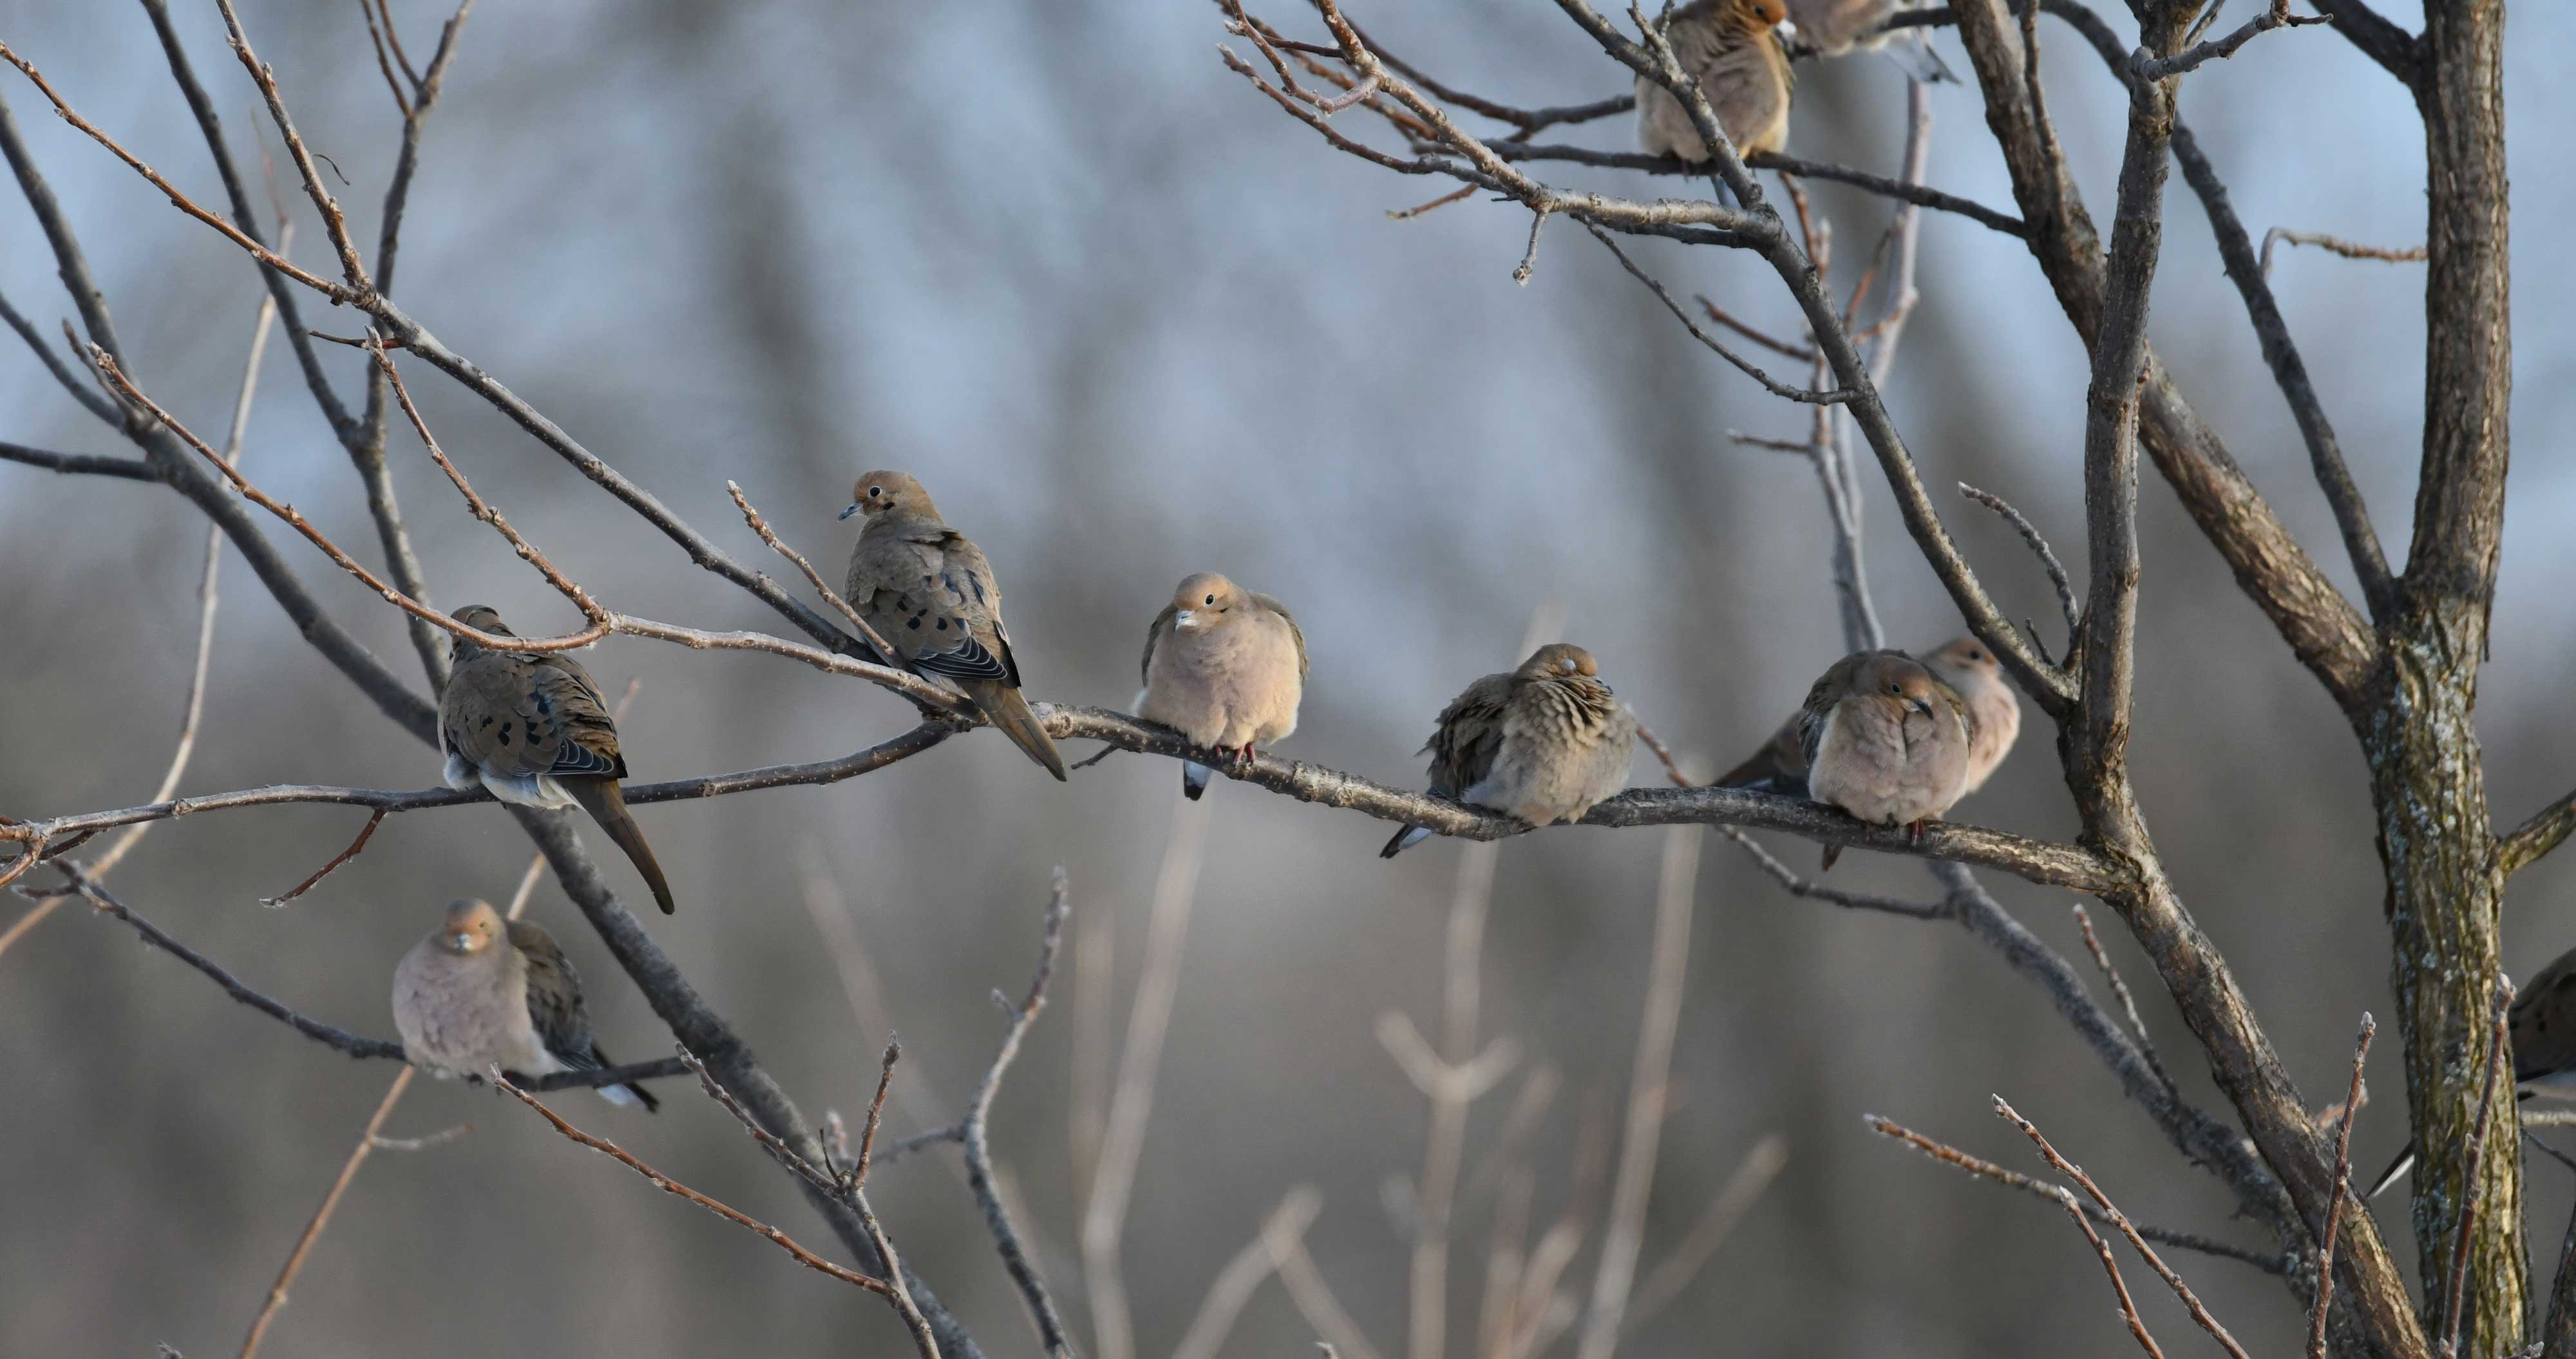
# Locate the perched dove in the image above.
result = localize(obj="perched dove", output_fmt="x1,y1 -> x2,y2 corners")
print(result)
1784,0 -> 1955,79
1718,635 -> 2012,798
392,898 -> 659,1110
2367,950 -> 2576,1197
441,605 -> 677,915
842,471 -> 1067,781
1794,650 -> 1973,870
1636,0 -> 1795,164
1919,635 -> 2020,797
1381,643 -> 1637,858
1136,572 -> 1309,801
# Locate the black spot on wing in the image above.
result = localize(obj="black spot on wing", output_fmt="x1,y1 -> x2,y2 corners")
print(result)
914,633 -> 1012,683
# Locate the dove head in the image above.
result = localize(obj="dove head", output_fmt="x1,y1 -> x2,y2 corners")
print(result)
842,471 -> 941,525
448,605 -> 516,661
1857,651 -> 1945,719
435,898 -> 504,956
1168,572 -> 1245,634
1735,0 -> 1788,28
1924,635 -> 2002,682
1517,642 -> 1602,682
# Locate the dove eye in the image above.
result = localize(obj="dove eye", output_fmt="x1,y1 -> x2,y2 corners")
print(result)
869,486 -> 883,498
1204,594 -> 1215,606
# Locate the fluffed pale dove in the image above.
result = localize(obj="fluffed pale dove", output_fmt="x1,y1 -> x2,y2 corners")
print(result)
392,898 -> 659,1110
441,605 -> 677,915
1135,572 -> 1308,801
1917,635 -> 2020,797
1718,635 -> 2012,798
2367,951 -> 2576,1197
842,471 -> 1067,781
1382,643 -> 1637,858
1794,649 -> 1973,870
1636,0 -> 1794,164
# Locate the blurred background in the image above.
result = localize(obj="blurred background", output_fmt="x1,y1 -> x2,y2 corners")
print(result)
5,1 -> 2572,1354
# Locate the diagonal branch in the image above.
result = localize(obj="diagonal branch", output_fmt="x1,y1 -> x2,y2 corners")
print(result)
963,872 -> 1077,1358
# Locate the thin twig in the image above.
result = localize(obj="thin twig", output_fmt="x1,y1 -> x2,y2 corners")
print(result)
2132,0 -> 2331,80
1582,223 -> 1853,405
1576,824 -> 1701,1359
2259,228 -> 2428,278
236,1069 -> 421,1359
964,872 -> 1077,1358
258,808 -> 388,907
2310,1013 -> 2375,1359
2072,904 -> 2171,1092
1175,1190 -> 1324,1359
728,481 -> 913,676
492,1074 -> 895,1296
1082,792 -> 1210,1359
1622,1134 -> 1789,1334
1960,482 -> 2081,644
1997,1098 -> 2249,1359
1866,1117 -> 2286,1273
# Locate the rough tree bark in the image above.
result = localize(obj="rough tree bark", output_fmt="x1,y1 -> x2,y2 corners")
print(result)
2384,0 -> 2519,1350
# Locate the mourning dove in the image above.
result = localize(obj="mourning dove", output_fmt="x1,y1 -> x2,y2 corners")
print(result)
440,605 -> 677,915
392,899 -> 659,1110
1381,643 -> 1637,858
1636,0 -> 1795,164
1783,0 -> 1955,78
1795,650 -> 1973,870
1719,636 -> 2012,798
1136,572 -> 1309,801
2367,952 -> 2576,1197
842,471 -> 1067,781
1918,635 -> 2020,796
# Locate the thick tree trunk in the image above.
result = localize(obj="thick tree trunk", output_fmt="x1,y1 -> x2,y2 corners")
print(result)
2392,0 -> 2517,1351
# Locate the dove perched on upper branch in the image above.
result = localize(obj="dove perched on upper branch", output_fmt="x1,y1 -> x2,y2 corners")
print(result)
1794,650 -> 1973,869
2366,948 -> 2576,1197
1785,0 -> 1955,79
392,898 -> 659,1110
1382,643 -> 1637,858
440,605 -> 677,915
1919,635 -> 2020,798
842,471 -> 1067,781
1636,0 -> 1795,164
1137,572 -> 1308,801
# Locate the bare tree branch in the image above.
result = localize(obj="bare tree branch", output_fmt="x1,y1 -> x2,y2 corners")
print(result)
2311,1015 -> 2375,1359
964,872 -> 1077,1359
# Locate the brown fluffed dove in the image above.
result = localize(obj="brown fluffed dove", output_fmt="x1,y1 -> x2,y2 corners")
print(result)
842,470 -> 1067,781
440,605 -> 677,915
1918,635 -> 2020,797
1636,0 -> 1794,164
1136,572 -> 1308,801
1382,643 -> 1637,858
1794,649 -> 1972,870
392,899 -> 659,1110
1719,635 -> 2014,798
2367,951 -> 2576,1197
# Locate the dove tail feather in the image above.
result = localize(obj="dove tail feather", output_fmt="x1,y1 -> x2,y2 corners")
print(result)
1182,761 -> 1215,801
2363,1142 -> 2414,1199
567,778 -> 679,915
965,680 -> 1069,781
1819,843 -> 1844,873
1381,824 -> 1433,859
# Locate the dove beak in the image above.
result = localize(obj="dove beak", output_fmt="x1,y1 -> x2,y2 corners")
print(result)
1174,609 -> 1200,632
1776,17 -> 1799,38
451,932 -> 477,950
1908,697 -> 1934,719
838,503 -> 862,520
